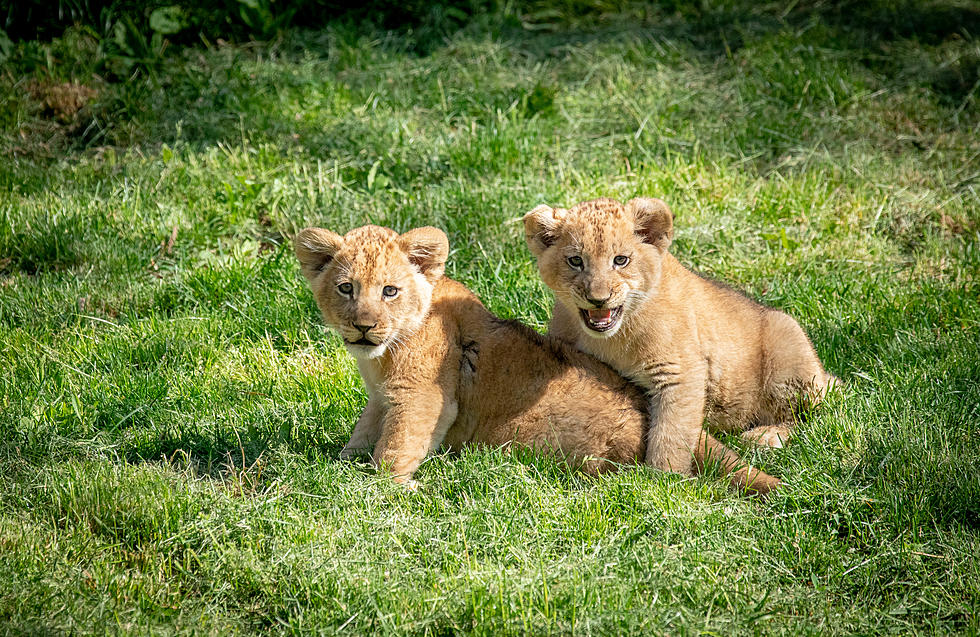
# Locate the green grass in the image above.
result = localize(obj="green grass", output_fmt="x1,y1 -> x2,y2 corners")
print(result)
1,1 -> 979,633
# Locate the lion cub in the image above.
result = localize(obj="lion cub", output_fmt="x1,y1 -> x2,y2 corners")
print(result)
295,224 -> 663,485
525,198 -> 837,495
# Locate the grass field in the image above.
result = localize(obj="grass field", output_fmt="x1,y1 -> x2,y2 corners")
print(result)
2,1 -> 979,633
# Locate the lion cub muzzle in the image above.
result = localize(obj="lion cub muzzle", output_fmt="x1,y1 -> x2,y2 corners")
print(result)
580,306 -> 624,332
339,307 -> 389,357
576,285 -> 629,335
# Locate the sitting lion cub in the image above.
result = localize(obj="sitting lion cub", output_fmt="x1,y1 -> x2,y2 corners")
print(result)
295,224 -> 672,485
525,198 -> 837,495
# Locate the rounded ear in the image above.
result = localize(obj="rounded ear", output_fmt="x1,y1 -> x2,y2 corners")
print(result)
294,228 -> 343,281
627,197 -> 673,250
523,204 -> 565,256
398,226 -> 449,282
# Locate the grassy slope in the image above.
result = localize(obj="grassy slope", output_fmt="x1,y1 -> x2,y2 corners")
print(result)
1,2 -> 979,634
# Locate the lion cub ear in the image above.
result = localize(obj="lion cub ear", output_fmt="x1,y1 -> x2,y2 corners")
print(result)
398,226 -> 449,282
294,228 -> 343,281
627,197 -> 673,250
523,204 -> 565,256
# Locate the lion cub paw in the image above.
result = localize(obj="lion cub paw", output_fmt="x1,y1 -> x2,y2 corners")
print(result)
740,425 -> 792,449
339,446 -> 365,461
392,475 -> 420,491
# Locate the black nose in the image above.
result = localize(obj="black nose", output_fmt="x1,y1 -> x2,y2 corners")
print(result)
352,322 -> 377,335
585,295 -> 610,308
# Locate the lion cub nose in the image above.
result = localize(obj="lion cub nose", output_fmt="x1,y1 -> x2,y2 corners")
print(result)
352,322 -> 377,334
585,295 -> 611,308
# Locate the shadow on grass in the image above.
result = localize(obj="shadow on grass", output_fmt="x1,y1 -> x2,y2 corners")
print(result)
119,412 -> 349,479
5,0 -> 976,163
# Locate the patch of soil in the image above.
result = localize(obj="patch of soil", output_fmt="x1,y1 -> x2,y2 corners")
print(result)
27,80 -> 98,124
939,212 -> 976,236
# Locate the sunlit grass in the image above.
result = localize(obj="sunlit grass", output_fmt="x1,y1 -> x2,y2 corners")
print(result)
1,2 -> 978,633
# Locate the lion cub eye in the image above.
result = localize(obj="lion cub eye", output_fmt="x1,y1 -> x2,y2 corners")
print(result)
337,282 -> 354,296
613,255 -> 630,267
566,256 -> 584,270
382,285 -> 399,299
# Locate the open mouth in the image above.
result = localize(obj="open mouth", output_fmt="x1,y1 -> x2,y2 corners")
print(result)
579,306 -> 623,332
346,337 -> 377,347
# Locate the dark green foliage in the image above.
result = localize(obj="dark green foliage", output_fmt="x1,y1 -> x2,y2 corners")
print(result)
2,0 -> 500,44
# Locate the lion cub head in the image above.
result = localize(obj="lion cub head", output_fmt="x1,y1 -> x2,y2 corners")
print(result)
295,224 -> 449,359
524,197 -> 673,338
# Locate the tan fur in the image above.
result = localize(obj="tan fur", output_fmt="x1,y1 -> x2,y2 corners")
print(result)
295,224 -> 661,486
524,197 -> 838,496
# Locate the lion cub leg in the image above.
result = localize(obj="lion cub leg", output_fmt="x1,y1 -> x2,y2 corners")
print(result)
340,396 -> 385,459
743,311 -> 837,450
740,424 -> 793,449
740,371 -> 838,449
372,390 -> 459,485
647,370 -> 780,496
696,432 -> 781,495
645,373 -> 710,474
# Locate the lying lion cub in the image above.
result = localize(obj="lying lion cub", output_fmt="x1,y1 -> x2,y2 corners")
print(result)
524,197 -> 837,495
294,224 -> 668,485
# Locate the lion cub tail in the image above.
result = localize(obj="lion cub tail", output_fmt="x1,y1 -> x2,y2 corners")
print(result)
694,433 -> 782,497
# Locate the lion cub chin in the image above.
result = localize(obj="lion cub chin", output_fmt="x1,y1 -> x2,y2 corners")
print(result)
525,197 -> 838,495
294,224 -> 665,488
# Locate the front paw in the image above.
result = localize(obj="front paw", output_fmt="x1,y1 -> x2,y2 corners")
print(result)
392,475 -> 419,491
